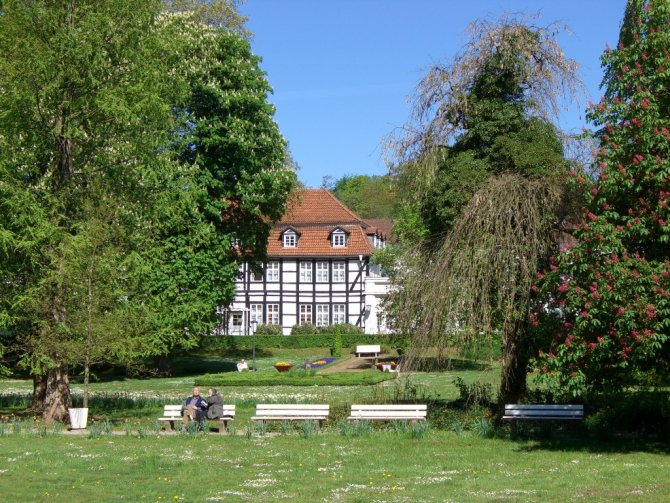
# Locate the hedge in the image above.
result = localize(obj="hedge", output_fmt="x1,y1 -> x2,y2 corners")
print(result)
195,371 -> 396,387
200,333 -> 407,351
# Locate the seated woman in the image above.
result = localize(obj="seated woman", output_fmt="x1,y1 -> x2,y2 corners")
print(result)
205,388 -> 224,420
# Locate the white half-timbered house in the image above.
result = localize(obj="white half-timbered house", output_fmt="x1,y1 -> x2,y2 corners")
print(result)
222,189 -> 390,335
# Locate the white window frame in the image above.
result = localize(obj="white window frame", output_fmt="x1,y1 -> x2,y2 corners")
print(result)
231,312 -> 243,328
332,261 -> 345,282
316,261 -> 329,283
300,304 -> 312,325
267,304 -> 279,325
300,261 -> 313,282
332,304 -> 346,325
266,261 -> 280,282
250,304 -> 263,325
316,305 -> 329,327
283,231 -> 296,248
332,230 -> 346,247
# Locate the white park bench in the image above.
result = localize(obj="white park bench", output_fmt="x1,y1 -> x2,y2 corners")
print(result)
251,404 -> 330,428
355,344 -> 381,357
502,404 -> 584,433
158,404 -> 236,433
347,404 -> 427,424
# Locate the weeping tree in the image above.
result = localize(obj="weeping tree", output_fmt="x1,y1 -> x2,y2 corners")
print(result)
387,14 -> 585,402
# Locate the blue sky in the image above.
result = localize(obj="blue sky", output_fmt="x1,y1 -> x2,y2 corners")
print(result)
240,0 -> 627,188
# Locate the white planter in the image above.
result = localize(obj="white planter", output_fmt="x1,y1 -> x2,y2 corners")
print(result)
68,407 -> 89,429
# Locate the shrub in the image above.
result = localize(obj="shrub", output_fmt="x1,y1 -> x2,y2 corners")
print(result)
201,333 -> 402,351
290,323 -> 319,335
331,325 -> 342,357
254,324 -> 282,335
453,377 -> 494,409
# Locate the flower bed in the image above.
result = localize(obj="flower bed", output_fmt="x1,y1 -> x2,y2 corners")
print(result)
297,357 -> 336,370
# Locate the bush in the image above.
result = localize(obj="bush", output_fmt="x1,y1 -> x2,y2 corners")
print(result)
291,323 -> 319,335
200,333 -> 401,351
196,371 -> 395,387
331,325 -> 342,358
254,324 -> 282,335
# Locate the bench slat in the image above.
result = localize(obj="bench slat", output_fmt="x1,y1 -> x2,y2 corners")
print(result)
505,404 -> 583,411
254,404 -> 329,411
502,404 -> 583,424
254,410 -> 329,417
351,405 -> 427,411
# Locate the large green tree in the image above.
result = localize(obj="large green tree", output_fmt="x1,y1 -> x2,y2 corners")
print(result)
328,174 -> 398,219
388,15 -> 583,402
0,1 -> 294,421
533,0 -> 670,397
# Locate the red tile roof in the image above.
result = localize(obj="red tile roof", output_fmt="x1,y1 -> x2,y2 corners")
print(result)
268,189 -> 383,257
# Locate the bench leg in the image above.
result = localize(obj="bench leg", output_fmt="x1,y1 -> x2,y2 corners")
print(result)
219,420 -> 227,434
510,420 -> 518,437
164,420 -> 173,432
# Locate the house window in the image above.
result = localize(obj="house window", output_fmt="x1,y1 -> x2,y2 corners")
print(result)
316,261 -> 329,282
251,267 -> 263,282
267,304 -> 279,325
332,230 -> 346,247
332,304 -> 346,325
231,312 -> 243,328
266,261 -> 280,282
316,305 -> 329,327
283,231 -> 296,248
300,262 -> 312,282
332,262 -> 345,282
250,304 -> 263,325
300,304 -> 312,325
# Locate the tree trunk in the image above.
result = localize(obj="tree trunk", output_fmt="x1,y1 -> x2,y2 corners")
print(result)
31,375 -> 47,412
155,355 -> 172,376
83,357 -> 90,409
499,324 -> 529,404
42,366 -> 72,423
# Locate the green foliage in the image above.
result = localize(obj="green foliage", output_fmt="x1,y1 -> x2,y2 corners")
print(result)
533,1 -> 670,396
331,325 -> 343,358
200,332 -> 395,351
453,378 -> 494,409
254,324 -> 283,335
195,371 -> 394,387
329,174 -> 398,219
290,323 -> 319,335
0,1 -> 295,416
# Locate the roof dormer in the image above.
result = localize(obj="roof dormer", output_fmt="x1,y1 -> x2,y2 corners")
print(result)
280,226 -> 301,248
329,227 -> 349,248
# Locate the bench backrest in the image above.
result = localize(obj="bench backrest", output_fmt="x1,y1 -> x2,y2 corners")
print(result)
504,404 -> 583,419
356,344 -> 381,353
162,404 -> 236,418
350,404 -> 427,418
255,404 -> 329,418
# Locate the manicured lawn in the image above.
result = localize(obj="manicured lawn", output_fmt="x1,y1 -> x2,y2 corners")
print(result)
0,431 -> 668,502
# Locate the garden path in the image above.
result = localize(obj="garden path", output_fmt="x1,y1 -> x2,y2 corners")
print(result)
319,355 -> 377,373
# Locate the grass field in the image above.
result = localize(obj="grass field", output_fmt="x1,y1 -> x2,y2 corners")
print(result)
2,348 -> 667,501
1,430 -> 669,502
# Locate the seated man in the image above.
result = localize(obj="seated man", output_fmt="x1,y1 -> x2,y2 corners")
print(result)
236,359 -> 248,372
181,386 -> 207,423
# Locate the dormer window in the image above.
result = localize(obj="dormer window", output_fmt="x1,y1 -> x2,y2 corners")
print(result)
281,227 -> 299,248
331,228 -> 348,248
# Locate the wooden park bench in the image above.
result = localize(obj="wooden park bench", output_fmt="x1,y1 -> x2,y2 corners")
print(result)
502,404 -> 584,433
347,404 -> 427,424
355,344 -> 381,357
158,404 -> 236,433
251,404 -> 330,428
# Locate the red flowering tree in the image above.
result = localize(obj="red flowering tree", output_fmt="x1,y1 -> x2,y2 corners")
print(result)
533,0 -> 670,397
